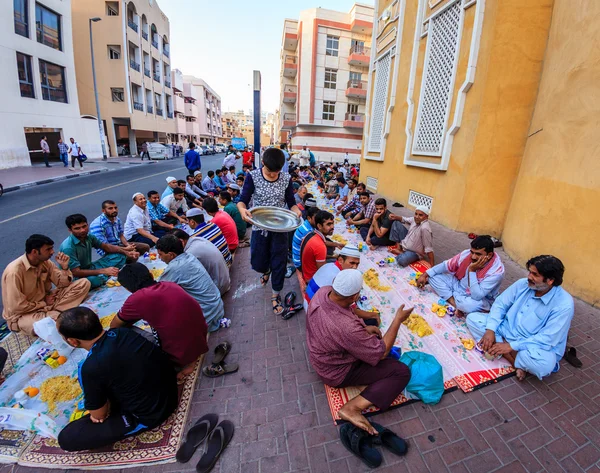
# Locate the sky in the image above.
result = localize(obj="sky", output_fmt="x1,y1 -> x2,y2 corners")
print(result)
159,0 -> 373,115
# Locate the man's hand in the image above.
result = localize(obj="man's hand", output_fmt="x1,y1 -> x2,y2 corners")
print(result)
125,251 -> 139,260
122,244 -> 136,253
178,216 -> 188,224
54,252 -> 70,270
240,208 -> 253,223
44,293 -> 56,306
488,342 -> 513,356
292,207 -> 302,219
151,235 -> 159,243
374,209 -> 383,219
469,254 -> 491,272
103,267 -> 120,277
365,325 -> 382,338
366,237 -> 372,246
335,242 -> 344,249
90,414 -> 105,424
479,329 -> 496,352
416,273 -> 429,288
395,304 -> 414,323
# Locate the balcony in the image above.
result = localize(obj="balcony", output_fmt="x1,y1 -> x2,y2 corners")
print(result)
142,31 -> 148,41
164,79 -> 171,88
348,45 -> 371,66
144,68 -> 151,78
167,111 -> 173,119
283,32 -> 298,51
283,55 -> 297,78
133,101 -> 144,112
174,95 -> 185,113
147,105 -> 153,114
156,108 -> 163,115
282,113 -> 296,129
152,39 -> 159,49
128,20 -> 138,33
153,72 -> 161,83
130,60 -> 140,72
164,48 -> 170,58
345,80 -> 367,99
343,112 -> 365,129
283,85 -> 297,103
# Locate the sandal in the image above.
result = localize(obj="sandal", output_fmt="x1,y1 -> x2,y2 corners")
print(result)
176,413 -> 219,463
260,270 -> 271,287
212,341 -> 232,365
202,363 -> 239,378
281,303 -> 304,321
370,422 -> 408,457
284,291 -> 297,308
285,266 -> 296,279
195,420 -> 235,473
564,346 -> 583,368
339,423 -> 382,469
271,295 -> 284,315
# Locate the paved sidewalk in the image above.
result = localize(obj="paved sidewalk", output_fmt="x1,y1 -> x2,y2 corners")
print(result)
0,156 -> 157,192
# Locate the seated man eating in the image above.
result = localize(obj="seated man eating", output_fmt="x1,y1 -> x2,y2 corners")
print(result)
466,255 -> 574,381
388,206 -> 434,267
57,307 -> 177,452
2,234 -> 90,335
300,210 -> 335,283
124,193 -> 159,247
417,235 -> 504,316
347,192 -> 376,233
147,190 -> 184,237
363,198 -> 394,249
113,263 -> 209,380
306,269 -> 412,434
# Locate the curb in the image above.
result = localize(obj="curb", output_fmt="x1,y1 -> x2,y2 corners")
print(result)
3,161 -> 157,194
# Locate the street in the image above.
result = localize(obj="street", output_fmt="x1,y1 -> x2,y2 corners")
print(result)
0,152 -> 235,314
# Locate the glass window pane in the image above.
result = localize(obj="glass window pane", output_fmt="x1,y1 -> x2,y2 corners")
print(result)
14,0 -> 28,37
17,53 -> 35,98
36,3 -> 61,50
39,60 -> 67,103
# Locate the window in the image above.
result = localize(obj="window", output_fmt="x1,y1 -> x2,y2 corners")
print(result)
324,68 -> 337,89
111,87 -> 124,102
36,3 -> 61,51
326,35 -> 339,57
349,71 -> 362,82
14,0 -> 28,37
108,45 -> 121,59
347,103 -> 359,115
39,60 -> 67,103
106,1 -> 119,16
368,50 -> 392,152
322,101 -> 335,121
17,53 -> 34,98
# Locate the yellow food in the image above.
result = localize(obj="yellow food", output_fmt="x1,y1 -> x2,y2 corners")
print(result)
57,356 -> 67,365
149,268 -> 164,279
330,234 -> 348,245
106,280 -> 115,287
403,314 -> 434,337
50,350 -> 59,359
363,269 -> 391,292
461,338 -> 475,350
100,313 -> 116,329
24,387 -> 39,397
40,376 -> 82,413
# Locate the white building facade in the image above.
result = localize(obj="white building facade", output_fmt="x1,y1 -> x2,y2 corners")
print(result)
1,0 -> 101,169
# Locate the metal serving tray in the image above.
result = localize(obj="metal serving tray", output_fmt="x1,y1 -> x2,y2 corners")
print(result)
248,206 -> 302,233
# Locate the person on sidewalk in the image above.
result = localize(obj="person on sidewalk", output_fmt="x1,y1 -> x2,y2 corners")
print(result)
213,169 -> 227,192
337,182 -> 366,219
227,183 -> 242,204
186,209 -> 232,267
363,198 -> 395,249
218,191 -> 248,246
156,235 -> 225,332
237,147 -> 302,315
170,228 -> 231,296
57,138 -> 69,167
124,193 -> 159,248
57,307 -> 177,452
140,142 -> 150,160
299,146 -> 310,167
184,142 -> 201,175
388,206 -> 435,267
90,200 -> 149,260
292,205 -> 320,271
59,214 -> 129,289
113,262 -> 209,379
242,146 -> 253,168
40,136 -> 51,167
161,176 -> 178,200
333,177 -> 350,210
300,210 -> 336,283
223,146 -> 240,169
1,234 -> 90,335
147,190 -> 183,237
417,235 -> 504,316
306,269 -> 412,435
69,138 -> 84,170
466,255 -> 574,381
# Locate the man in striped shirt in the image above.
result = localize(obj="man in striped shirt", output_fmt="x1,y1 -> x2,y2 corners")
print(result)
292,205 -> 320,269
185,209 -> 232,268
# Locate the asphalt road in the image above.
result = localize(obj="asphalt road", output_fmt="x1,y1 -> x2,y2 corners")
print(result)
0,152 -> 236,316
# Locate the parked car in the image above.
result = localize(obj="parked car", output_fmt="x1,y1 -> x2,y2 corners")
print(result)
214,144 -> 225,153
200,145 -> 214,155
148,142 -> 169,160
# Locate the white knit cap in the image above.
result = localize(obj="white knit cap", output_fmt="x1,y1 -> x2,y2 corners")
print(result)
228,183 -> 241,191
186,208 -> 203,217
415,205 -> 430,215
339,245 -> 361,259
132,192 -> 143,200
332,269 -> 363,297
193,171 -> 202,176
166,176 -> 177,183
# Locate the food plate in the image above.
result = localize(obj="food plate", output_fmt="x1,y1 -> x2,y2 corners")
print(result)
248,206 -> 302,233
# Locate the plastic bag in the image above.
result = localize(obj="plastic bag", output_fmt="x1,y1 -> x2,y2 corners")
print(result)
399,351 -> 444,405
32,318 -> 74,356
0,407 -> 59,438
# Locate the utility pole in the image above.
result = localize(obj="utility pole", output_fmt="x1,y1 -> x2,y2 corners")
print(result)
253,71 -> 261,157
89,17 -> 107,160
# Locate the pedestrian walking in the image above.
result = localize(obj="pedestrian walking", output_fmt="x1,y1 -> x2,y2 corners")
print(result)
184,142 -> 201,175
140,142 -> 150,160
69,137 -> 84,171
40,135 -> 51,167
57,138 -> 69,167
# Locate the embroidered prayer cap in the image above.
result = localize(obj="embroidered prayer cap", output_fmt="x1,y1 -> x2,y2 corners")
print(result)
132,192 -> 143,201
305,198 -> 317,208
186,208 -> 203,217
332,269 -> 363,297
415,205 -> 430,215
339,245 -> 361,259
193,171 -> 202,176
228,183 -> 241,191
166,176 -> 177,183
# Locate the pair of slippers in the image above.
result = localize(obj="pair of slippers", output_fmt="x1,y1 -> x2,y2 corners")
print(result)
281,291 -> 303,320
176,414 -> 234,472
202,342 -> 239,378
340,422 -> 408,469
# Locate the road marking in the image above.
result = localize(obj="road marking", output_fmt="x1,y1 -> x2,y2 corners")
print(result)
0,166 -> 185,225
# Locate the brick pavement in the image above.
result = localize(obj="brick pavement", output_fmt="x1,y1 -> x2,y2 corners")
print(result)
4,206 -> 600,472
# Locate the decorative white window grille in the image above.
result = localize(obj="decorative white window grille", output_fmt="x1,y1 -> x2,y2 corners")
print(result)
412,2 -> 461,156
366,177 -> 378,192
368,50 -> 392,153
322,101 -> 335,120
408,190 -> 433,212
324,68 -> 337,89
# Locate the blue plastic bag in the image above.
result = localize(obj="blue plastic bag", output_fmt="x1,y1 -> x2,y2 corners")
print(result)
399,351 -> 444,405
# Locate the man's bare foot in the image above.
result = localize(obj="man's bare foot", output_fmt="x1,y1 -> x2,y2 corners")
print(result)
368,244 -> 376,251
390,248 -> 401,256
338,405 -> 377,435
516,368 -> 527,381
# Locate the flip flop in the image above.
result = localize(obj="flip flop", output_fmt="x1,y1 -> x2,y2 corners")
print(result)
196,420 -> 235,473
202,363 -> 239,378
176,414 -> 219,463
212,341 -> 232,365
284,291 -> 297,307
339,423 -> 382,469
370,422 -> 408,457
281,303 -> 303,321
564,347 -> 583,368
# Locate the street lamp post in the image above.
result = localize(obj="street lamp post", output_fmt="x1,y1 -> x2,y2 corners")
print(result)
89,17 -> 107,160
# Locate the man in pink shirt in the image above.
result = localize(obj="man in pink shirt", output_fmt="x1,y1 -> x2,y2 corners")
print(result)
202,197 -> 239,252
306,269 -> 412,435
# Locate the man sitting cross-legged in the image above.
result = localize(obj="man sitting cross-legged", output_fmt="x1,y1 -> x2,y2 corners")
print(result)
147,190 -> 185,238
161,176 -> 179,200
161,187 -> 189,218
59,214 -> 129,289
90,200 -> 150,261
218,191 -> 248,246
186,209 -> 233,268
363,198 -> 395,249
202,197 -> 239,253
417,235 -> 504,316
388,206 -> 434,267
2,234 -> 90,335
347,192 -> 376,233
306,269 -> 412,434
156,235 -> 225,332
113,263 -> 209,380
300,210 -> 336,283
466,255 -> 574,381
57,307 -> 178,452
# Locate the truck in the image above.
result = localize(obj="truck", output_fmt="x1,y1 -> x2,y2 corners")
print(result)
231,137 -> 247,151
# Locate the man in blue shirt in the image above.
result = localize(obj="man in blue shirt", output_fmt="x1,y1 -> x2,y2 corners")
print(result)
213,169 -> 226,191
466,255 -> 574,381
202,171 -> 217,194
184,142 -> 201,174
292,206 -> 320,269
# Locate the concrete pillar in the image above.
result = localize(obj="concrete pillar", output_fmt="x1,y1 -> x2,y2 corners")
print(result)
106,118 -> 118,159
128,127 -> 137,156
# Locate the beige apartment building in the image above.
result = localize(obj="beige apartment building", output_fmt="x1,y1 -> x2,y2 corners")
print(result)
182,75 -> 222,146
71,0 -> 175,156
277,4 -> 374,163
